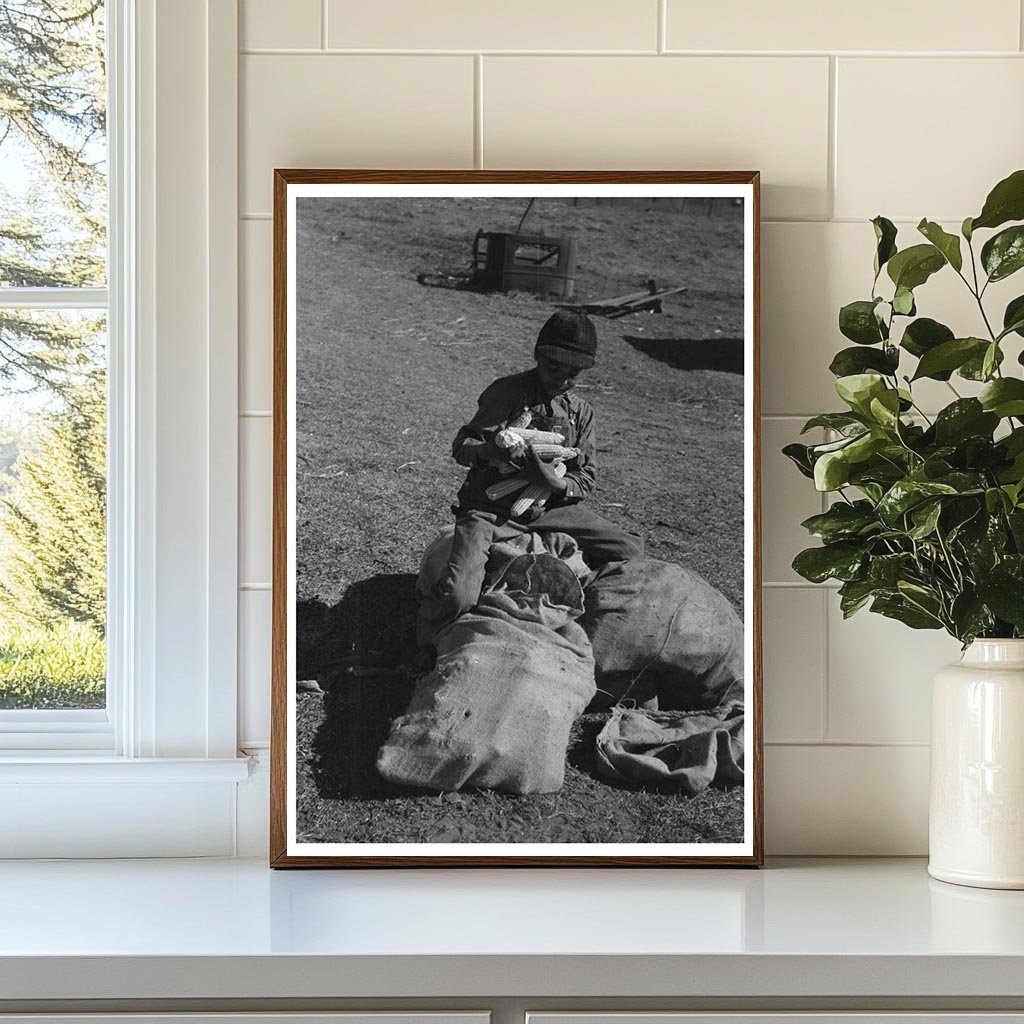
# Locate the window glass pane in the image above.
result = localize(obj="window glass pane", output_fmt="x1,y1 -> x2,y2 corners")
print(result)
0,1 -> 107,288
0,309 -> 105,709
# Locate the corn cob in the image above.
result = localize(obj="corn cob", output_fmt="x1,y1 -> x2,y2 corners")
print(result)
508,409 -> 533,430
502,426 -> 566,447
485,476 -> 530,501
529,443 -> 579,461
510,484 -> 549,517
509,462 -> 567,516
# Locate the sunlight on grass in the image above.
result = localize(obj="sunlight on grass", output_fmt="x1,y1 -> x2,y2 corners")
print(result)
0,621 -> 105,709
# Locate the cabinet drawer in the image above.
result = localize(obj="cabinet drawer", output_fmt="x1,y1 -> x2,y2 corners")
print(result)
0,1016 -> 489,1024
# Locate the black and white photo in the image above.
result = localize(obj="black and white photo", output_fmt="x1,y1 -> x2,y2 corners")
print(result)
271,171 -> 762,867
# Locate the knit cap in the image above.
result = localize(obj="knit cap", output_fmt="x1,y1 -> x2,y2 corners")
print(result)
534,309 -> 598,370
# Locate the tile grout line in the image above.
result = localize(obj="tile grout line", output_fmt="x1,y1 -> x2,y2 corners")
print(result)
766,740 -> 931,748
237,47 -> 1024,57
657,0 -> 666,54
321,0 -> 328,50
1021,0 -> 1024,51
474,55 -> 484,170
827,55 -> 838,220
820,587 -> 831,743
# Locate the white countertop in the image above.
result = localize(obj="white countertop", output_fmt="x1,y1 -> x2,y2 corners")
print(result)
2,857 -> 1024,1001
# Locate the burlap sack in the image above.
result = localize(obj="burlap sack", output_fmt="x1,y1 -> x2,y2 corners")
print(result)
378,552 -> 596,795
415,524 -> 590,647
580,558 -> 744,712
595,703 -> 744,795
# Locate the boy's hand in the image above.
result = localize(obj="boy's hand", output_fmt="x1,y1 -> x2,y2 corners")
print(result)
524,446 -> 568,494
470,438 -> 502,465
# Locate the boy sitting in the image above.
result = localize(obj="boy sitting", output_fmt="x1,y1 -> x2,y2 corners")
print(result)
436,308 -> 644,631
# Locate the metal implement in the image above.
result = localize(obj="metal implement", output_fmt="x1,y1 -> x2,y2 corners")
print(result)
559,278 -> 688,318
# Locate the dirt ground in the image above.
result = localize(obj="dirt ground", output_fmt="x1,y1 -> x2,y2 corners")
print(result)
293,196 -> 747,845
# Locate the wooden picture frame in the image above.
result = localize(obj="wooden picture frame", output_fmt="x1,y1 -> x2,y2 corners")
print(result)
271,170 -> 762,867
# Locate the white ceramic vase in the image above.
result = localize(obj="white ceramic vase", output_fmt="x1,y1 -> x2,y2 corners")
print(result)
929,639 -> 1024,889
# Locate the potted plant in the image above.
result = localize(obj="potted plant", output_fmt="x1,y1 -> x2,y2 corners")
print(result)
785,169 -> 1024,889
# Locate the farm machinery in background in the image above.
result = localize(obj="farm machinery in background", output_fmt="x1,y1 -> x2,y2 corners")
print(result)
416,198 -> 687,317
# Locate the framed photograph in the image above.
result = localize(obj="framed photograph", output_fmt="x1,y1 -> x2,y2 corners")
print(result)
271,170 -> 762,867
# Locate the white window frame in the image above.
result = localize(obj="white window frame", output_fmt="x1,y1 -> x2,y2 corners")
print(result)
0,0 -> 248,857
0,5 -> 118,750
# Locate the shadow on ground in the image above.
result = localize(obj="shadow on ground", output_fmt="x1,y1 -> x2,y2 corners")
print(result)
297,573 -> 418,800
624,335 -> 744,374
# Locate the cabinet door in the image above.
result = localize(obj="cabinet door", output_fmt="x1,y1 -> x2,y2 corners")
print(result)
529,1016 -> 1024,1024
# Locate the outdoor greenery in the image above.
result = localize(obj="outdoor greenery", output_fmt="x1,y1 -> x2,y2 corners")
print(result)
785,169 -> 1024,645
0,0 -> 106,708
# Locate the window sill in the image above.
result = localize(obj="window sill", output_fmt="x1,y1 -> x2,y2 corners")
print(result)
0,755 -> 252,782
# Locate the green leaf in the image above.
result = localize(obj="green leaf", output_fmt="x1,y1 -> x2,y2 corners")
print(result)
792,543 -> 866,584
836,373 -> 887,415
950,592 -> 996,644
872,216 -> 898,277
868,389 -> 902,432
959,344 -> 1004,381
933,399 -> 999,445
800,501 -> 879,543
829,345 -> 899,378
871,594 -> 943,630
1003,295 -> 1024,339
976,576 -> 1024,629
887,243 -> 946,291
839,300 -> 887,345
908,500 -> 942,539
782,442 -> 815,479
814,450 -> 851,491
980,378 -> 1024,418
917,219 -> 963,272
838,578 -> 880,617
982,341 -> 1001,381
868,552 -> 915,587
800,413 -> 865,435
962,216 -> 974,241
877,479 -> 958,524
900,318 -> 955,364
971,168 -> 1024,232
892,286 -> 916,316
981,225 -> 1024,282
911,337 -> 988,380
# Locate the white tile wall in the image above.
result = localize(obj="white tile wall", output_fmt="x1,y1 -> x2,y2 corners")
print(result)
326,0 -> 659,52
239,590 -> 272,748
826,602 -> 962,744
240,219 -> 273,412
235,3 -> 1024,854
836,58 -> 1024,220
239,416 -> 272,587
240,55 -> 475,213
665,0 -> 1022,53
763,588 -> 825,744
241,0 -> 321,50
483,56 -> 831,220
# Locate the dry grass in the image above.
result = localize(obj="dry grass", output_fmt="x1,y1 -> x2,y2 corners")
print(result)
294,196 -> 746,845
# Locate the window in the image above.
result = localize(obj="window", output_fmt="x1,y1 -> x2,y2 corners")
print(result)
0,0 -> 246,858
0,1 -> 110,744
